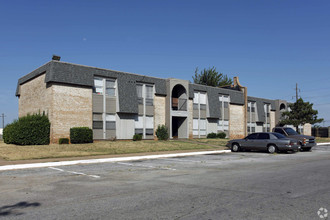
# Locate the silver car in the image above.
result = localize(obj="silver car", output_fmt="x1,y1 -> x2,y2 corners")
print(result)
226,132 -> 300,153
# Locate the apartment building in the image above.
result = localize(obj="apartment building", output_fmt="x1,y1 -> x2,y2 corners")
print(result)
16,57 -> 311,143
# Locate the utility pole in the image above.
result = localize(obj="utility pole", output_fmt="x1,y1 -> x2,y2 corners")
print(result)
1,113 -> 5,129
296,83 -> 298,101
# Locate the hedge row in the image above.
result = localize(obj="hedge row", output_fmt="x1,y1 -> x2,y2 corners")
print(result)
206,132 -> 227,139
3,114 -> 50,145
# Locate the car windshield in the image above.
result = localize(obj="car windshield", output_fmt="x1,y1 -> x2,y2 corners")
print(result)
284,128 -> 299,135
272,133 -> 286,139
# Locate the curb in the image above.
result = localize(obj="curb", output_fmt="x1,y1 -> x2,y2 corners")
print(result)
317,143 -> 330,146
0,150 -> 231,171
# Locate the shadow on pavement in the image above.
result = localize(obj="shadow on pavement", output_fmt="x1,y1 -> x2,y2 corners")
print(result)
0,201 -> 41,217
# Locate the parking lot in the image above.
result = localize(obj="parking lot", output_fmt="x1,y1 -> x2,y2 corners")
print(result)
0,145 -> 329,219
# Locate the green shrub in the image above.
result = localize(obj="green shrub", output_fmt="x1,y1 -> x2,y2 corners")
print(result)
216,132 -> 226,139
70,127 -> 93,144
133,134 -> 142,141
155,125 -> 169,140
59,138 -> 70,145
3,114 -> 50,145
207,132 -> 217,138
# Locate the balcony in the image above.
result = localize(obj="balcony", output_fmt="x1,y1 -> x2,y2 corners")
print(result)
172,98 -> 187,111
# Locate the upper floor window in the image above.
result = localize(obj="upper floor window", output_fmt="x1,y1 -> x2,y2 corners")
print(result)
106,79 -> 116,96
136,84 -> 154,106
194,91 -> 207,109
93,78 -> 103,95
93,77 -> 116,96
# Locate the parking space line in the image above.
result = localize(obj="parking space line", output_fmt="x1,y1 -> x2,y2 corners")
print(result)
48,167 -> 101,178
161,158 -> 227,165
117,162 -> 176,171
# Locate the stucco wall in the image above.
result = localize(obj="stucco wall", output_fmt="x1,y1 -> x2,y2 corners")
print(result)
154,95 -> 166,139
51,84 -> 92,143
18,73 -> 52,119
229,104 -> 245,139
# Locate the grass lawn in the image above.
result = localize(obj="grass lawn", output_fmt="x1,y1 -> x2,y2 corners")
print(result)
0,139 -> 227,161
189,138 -> 229,146
316,137 -> 330,143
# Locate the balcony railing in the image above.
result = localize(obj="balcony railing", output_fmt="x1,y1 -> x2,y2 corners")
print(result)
172,98 -> 187,111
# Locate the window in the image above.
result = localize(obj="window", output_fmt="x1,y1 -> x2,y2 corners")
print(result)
94,78 -> 116,96
145,116 -> 154,135
219,95 -> 230,132
274,128 -> 285,135
136,84 -> 143,105
105,114 -> 116,130
199,92 -> 206,105
93,78 -> 103,95
145,85 -> 154,106
106,79 -> 116,96
193,119 -> 199,135
137,84 -> 154,106
271,133 -> 286,139
246,133 -> 258,139
193,92 -> 199,104
145,85 -> 153,99
257,133 -> 269,139
93,113 -> 103,129
199,119 -> 206,135
134,116 -> 143,135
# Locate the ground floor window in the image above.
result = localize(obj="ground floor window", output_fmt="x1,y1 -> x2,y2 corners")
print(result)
217,119 -> 229,132
193,118 -> 206,136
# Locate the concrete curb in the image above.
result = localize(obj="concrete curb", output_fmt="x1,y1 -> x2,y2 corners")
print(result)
317,143 -> 330,146
0,150 -> 231,171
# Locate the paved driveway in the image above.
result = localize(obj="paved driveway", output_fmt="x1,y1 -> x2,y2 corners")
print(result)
0,145 -> 329,219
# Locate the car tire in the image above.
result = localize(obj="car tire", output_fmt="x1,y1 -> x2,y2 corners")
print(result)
267,145 -> 277,154
231,143 -> 240,152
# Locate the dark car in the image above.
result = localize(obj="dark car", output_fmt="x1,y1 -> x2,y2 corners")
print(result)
226,132 -> 300,153
272,127 -> 316,151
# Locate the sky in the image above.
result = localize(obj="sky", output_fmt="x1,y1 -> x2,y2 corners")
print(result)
0,0 -> 329,127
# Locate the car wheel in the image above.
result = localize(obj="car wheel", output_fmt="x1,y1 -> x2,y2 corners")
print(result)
267,145 -> 277,154
231,143 -> 240,152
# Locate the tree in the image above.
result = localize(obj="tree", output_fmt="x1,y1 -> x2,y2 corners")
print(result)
279,98 -> 323,131
192,67 -> 233,87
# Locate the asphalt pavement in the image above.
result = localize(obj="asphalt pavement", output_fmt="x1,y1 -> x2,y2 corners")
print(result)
0,144 -> 329,219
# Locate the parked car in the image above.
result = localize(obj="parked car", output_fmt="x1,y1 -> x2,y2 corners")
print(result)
272,127 -> 316,151
226,132 -> 300,153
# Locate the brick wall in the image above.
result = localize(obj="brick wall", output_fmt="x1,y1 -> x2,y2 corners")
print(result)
303,123 -> 312,136
51,84 -> 92,143
18,74 -> 52,120
18,74 -> 93,143
229,104 -> 245,139
154,95 -> 166,139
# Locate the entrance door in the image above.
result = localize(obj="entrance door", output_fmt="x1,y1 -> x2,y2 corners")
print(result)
172,117 -> 179,139
172,117 -> 187,139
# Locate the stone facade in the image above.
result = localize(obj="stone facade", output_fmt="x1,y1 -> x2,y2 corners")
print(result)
303,123 -> 312,136
50,84 -> 92,143
18,73 -> 93,143
229,104 -> 245,139
270,111 -> 276,131
153,95 -> 166,139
